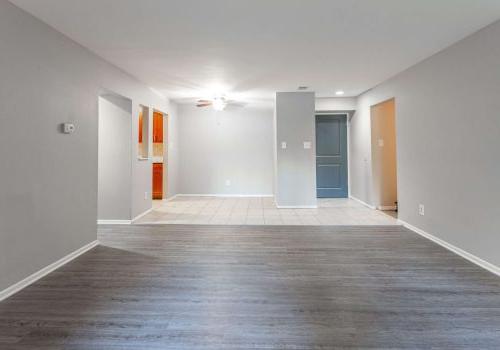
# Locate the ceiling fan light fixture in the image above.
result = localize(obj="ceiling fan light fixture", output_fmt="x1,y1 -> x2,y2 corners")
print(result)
212,97 -> 227,111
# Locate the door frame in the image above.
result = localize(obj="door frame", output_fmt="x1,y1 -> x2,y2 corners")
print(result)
369,98 -> 398,211
314,112 -> 350,198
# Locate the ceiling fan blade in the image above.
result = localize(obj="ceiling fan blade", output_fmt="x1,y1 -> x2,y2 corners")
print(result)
196,103 -> 212,107
197,99 -> 211,103
226,101 -> 247,108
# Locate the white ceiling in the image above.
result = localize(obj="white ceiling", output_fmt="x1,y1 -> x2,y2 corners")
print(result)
10,0 -> 500,104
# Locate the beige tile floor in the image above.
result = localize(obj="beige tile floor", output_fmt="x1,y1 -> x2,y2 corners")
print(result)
134,196 -> 400,226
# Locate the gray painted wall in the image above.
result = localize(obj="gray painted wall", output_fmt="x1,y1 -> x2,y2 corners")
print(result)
316,97 -> 357,111
165,102 -> 180,199
98,94 -> 132,220
274,92 -> 317,207
0,1 -> 172,292
351,20 -> 500,267
177,104 -> 274,195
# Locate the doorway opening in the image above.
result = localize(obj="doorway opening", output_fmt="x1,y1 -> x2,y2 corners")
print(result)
315,114 -> 348,198
152,110 -> 167,200
138,105 -> 150,160
370,98 -> 398,218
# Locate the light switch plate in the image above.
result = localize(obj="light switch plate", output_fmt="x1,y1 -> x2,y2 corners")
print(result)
281,142 -> 287,149
378,139 -> 384,147
303,141 -> 312,149
418,204 -> 425,216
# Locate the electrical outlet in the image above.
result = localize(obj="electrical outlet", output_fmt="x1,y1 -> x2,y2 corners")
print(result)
225,180 -> 231,186
418,204 -> 425,216
144,192 -> 148,200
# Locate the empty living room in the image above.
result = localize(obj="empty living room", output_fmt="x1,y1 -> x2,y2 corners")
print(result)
1,0 -> 500,348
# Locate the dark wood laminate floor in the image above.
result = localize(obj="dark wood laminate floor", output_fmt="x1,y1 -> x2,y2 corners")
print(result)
1,225 -> 499,349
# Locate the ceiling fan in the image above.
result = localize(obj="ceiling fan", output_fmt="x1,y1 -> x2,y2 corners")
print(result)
196,96 -> 245,111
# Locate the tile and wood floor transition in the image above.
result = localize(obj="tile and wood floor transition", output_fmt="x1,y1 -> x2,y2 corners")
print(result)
136,196 -> 399,225
1,224 -> 499,349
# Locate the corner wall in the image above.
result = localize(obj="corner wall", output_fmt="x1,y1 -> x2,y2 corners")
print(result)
165,101 -> 180,199
274,92 -> 317,207
98,94 -> 132,220
350,20 -> 500,267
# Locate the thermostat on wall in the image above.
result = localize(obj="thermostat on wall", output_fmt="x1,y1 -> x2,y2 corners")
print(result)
62,123 -> 75,134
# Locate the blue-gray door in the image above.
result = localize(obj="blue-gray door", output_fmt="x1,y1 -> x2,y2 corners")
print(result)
316,114 -> 348,198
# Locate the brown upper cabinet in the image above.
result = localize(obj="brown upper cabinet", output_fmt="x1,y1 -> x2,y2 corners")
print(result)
153,111 -> 163,143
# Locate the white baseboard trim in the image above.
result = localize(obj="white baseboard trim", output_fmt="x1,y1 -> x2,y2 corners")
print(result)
132,207 -> 154,222
97,220 -> 131,225
175,194 -> 274,198
0,240 -> 99,302
97,207 -> 156,225
400,220 -> 500,277
163,194 -> 179,202
378,205 -> 397,211
276,205 -> 318,209
349,195 -> 376,209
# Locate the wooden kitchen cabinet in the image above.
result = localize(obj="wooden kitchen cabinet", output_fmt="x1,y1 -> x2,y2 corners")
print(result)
138,111 -> 143,143
153,112 -> 163,143
152,163 -> 163,199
